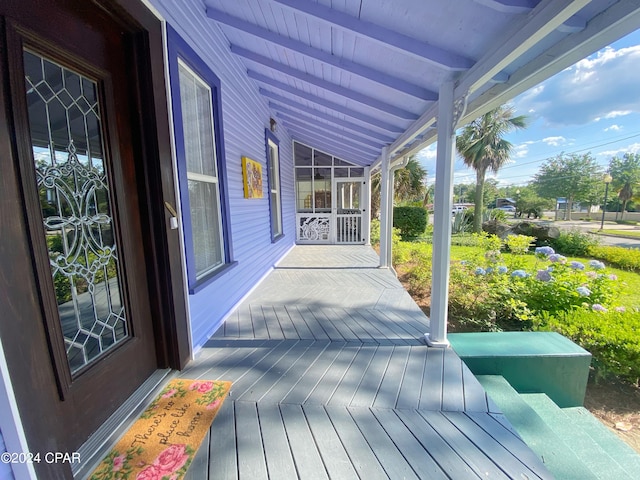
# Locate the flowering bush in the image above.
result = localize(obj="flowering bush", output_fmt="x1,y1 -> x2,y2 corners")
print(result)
450,242 -> 622,331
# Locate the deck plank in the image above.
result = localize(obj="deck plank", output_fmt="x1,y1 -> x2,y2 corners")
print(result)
282,343 -> 344,404
441,347 -> 465,411
270,304 -> 299,339
281,305 -> 314,338
302,405 -> 360,480
184,429 -> 210,480
373,346 -> 410,408
235,402 -> 268,480
420,347 -> 444,411
322,307 -> 360,341
208,399 -> 238,480
256,403 -> 298,479
396,346 -> 427,410
418,411 -> 512,480
347,407 -> 420,479
350,345 -> 393,407
280,404 -> 330,480
324,406 -> 389,479
327,346 -> 377,406
260,342 -> 331,404
304,345 -> 360,405
249,304 -> 269,339
237,340 -> 316,402
294,305 -> 330,340
463,362 -> 491,412
371,408 -> 449,479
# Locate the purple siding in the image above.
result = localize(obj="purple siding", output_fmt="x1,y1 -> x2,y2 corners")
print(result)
150,0 -> 296,349
0,429 -> 15,480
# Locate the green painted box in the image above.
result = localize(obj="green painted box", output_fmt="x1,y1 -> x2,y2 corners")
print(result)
449,332 -> 592,407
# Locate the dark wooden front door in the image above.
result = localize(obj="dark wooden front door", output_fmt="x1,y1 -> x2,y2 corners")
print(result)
0,0 -> 167,475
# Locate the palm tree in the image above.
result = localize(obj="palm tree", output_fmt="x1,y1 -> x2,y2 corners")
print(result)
456,105 -> 527,232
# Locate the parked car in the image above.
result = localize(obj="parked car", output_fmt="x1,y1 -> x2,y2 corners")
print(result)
452,205 -> 468,215
495,205 -> 516,212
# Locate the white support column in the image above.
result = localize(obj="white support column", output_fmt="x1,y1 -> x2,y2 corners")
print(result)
379,146 -> 390,268
386,163 -> 395,268
364,166 -> 372,246
426,81 -> 462,348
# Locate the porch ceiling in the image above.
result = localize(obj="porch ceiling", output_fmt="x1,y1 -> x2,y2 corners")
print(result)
203,0 -> 640,167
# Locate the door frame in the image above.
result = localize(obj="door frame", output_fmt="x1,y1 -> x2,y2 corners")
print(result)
0,0 -> 189,476
332,177 -> 367,244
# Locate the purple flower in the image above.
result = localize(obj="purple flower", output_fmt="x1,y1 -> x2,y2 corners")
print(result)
586,271 -> 597,279
549,254 -> 567,264
615,306 -> 626,313
577,286 -> 591,297
535,246 -> 555,257
475,267 -> 486,275
536,270 -> 552,282
497,266 -> 508,274
486,267 -> 494,274
592,304 -> 608,312
511,270 -> 528,278
460,260 -> 468,266
570,261 -> 585,270
608,274 -> 618,281
588,260 -> 605,270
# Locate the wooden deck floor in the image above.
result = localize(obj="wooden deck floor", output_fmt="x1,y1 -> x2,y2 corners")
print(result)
181,246 -> 553,480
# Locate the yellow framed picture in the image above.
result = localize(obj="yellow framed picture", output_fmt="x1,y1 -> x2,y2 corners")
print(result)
241,156 -> 263,199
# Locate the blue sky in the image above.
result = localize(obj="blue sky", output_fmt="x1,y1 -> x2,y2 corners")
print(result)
417,28 -> 640,188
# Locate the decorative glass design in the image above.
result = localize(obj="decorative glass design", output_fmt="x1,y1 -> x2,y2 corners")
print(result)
24,50 -> 128,374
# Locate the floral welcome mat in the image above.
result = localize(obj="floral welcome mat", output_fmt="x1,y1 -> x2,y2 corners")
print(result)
90,378 -> 231,480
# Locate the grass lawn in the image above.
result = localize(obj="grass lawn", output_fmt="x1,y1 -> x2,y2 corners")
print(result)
596,229 -> 640,238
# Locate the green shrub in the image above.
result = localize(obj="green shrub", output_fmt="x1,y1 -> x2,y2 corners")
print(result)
504,234 -> 535,255
393,206 -> 427,239
549,229 -> 599,256
539,309 -> 640,385
615,219 -> 638,225
451,211 -> 472,234
370,219 -> 380,246
588,245 -> 640,272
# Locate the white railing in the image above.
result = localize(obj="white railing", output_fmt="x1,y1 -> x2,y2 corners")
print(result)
336,214 -> 363,244
296,214 -> 331,243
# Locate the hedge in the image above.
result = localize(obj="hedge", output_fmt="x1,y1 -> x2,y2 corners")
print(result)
393,206 -> 427,239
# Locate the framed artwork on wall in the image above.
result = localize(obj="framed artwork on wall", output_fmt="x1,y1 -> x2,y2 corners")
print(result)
242,156 -> 263,199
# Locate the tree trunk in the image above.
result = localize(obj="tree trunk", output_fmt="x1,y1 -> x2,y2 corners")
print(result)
566,196 -> 573,221
474,168 -> 485,233
621,199 -> 628,220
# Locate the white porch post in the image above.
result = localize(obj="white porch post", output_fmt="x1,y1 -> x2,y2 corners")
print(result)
426,81 -> 459,348
364,166 -> 372,246
379,146 -> 390,268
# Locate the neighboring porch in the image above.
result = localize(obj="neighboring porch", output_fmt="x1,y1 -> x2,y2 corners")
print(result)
176,245 -> 551,479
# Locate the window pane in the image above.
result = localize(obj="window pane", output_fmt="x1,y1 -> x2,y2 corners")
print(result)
178,63 -> 216,177
268,143 -> 282,237
314,150 -> 332,166
296,168 -> 312,212
350,168 -> 364,177
294,142 -> 312,166
188,179 -> 223,277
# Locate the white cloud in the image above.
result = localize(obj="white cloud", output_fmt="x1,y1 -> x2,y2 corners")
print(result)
513,44 -> 640,126
542,136 -> 566,147
513,143 -> 529,158
604,124 -> 621,131
598,142 -> 640,158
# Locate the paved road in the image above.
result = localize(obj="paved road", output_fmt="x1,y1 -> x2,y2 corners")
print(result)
547,220 -> 640,249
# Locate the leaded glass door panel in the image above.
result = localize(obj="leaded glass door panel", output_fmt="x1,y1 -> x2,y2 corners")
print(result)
0,0 -> 161,458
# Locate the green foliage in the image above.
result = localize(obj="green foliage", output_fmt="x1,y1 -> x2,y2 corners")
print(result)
609,153 -> 640,219
549,229 -> 599,256
588,245 -> 640,272
451,211 -> 472,234
504,234 -> 535,255
615,219 -> 638,225
539,309 -> 640,385
370,219 -> 380,246
393,206 -> 427,239
456,105 -> 528,232
394,157 -> 427,204
533,153 -> 601,220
